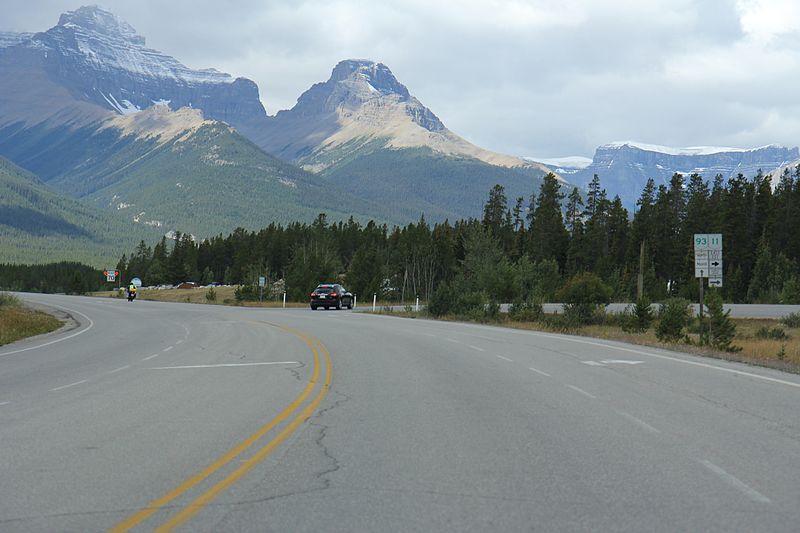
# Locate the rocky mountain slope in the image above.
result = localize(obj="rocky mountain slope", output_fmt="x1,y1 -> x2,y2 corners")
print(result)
250,59 -> 553,220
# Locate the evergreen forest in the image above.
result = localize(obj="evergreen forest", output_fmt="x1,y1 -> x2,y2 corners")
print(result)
106,167 -> 800,306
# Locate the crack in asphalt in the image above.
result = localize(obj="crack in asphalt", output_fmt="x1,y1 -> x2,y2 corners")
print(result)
207,390 -> 351,529
284,361 -> 306,381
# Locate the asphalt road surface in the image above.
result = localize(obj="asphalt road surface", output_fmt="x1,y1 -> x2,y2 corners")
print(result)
2,294 -> 799,532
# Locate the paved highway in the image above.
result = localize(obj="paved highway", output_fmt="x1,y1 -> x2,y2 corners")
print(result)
2,294 -> 799,532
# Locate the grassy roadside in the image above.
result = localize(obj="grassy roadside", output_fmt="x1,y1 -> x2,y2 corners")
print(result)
92,287 -> 309,307
0,293 -> 62,346
369,308 -> 800,374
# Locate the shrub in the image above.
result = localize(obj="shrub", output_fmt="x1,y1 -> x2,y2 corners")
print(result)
234,284 -> 259,301
656,298 -> 691,342
205,287 -> 217,302
622,298 -> 654,333
781,312 -> 800,328
508,299 -> 544,322
0,292 -> 20,308
427,283 -> 454,317
703,291 -> 740,352
556,272 -> 612,325
755,326 -> 788,340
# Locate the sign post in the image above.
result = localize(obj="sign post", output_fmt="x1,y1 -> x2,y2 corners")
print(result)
694,234 -> 723,322
258,276 -> 266,302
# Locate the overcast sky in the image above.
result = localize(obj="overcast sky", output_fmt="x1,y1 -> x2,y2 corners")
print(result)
3,0 -> 799,158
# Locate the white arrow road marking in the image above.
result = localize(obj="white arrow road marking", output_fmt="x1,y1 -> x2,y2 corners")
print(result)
149,362 -> 299,370
700,460 -> 771,504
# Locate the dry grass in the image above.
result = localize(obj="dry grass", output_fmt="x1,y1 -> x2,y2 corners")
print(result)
0,294 -> 62,346
92,287 -> 308,307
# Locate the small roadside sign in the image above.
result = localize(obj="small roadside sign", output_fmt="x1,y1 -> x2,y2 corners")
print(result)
104,269 -> 119,282
258,276 -> 266,287
709,277 -> 723,287
694,234 -> 723,280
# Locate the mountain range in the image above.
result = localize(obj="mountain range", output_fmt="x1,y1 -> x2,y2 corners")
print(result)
1,5 -> 797,265
530,142 -> 800,208
0,5 -> 552,265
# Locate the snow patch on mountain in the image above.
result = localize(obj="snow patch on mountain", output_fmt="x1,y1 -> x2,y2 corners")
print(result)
525,156 -> 593,169
602,141 -> 783,156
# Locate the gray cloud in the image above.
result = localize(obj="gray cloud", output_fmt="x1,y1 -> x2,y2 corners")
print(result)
2,0 -> 798,157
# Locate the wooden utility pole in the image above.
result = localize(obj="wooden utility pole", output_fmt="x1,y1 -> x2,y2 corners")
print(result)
637,240 -> 645,300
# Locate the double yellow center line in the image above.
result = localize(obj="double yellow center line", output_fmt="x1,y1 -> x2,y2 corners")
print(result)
109,323 -> 332,532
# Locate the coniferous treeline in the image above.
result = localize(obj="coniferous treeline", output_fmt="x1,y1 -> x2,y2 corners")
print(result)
111,166 -> 800,304
0,262 -> 103,294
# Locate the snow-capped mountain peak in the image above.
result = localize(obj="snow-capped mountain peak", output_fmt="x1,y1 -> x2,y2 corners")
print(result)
57,5 -> 144,46
329,59 -> 411,98
0,5 -> 266,127
34,5 -> 235,86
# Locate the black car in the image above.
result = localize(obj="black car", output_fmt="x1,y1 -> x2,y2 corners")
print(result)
310,284 -> 353,310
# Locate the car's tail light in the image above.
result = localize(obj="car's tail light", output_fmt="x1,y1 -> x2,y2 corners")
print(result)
310,292 -> 315,297
330,293 -> 337,297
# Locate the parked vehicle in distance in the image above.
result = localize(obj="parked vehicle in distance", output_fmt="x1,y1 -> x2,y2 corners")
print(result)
310,284 -> 353,310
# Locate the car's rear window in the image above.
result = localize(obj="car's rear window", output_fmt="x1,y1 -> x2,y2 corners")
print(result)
316,287 -> 333,294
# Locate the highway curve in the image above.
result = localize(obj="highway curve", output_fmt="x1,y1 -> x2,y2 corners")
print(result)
1,293 -> 799,532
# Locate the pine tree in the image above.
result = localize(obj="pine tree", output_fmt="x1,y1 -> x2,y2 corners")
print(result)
529,173 -> 569,268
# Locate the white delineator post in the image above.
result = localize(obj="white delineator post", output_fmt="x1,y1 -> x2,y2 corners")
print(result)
372,293 -> 377,312
415,296 -> 419,312
283,292 -> 286,308
354,295 -> 357,308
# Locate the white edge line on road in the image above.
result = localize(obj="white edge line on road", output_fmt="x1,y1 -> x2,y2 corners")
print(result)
468,345 -> 486,352
529,367 -> 551,377
142,354 -> 160,361
568,385 -> 597,399
618,411 -> 661,434
446,338 -> 460,344
175,340 -> 184,345
149,362 -> 299,370
49,379 -> 88,392
108,365 -> 130,374
523,331 -> 800,390
162,346 -> 174,352
700,460 -> 771,504
496,355 -> 513,362
0,401 -> 9,406
0,303 -> 95,357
